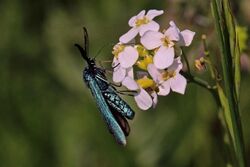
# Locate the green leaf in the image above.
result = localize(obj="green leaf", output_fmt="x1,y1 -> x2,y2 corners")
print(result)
211,0 -> 246,166
222,0 -> 241,100
217,84 -> 235,146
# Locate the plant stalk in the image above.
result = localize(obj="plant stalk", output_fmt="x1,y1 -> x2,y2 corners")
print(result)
211,0 -> 246,166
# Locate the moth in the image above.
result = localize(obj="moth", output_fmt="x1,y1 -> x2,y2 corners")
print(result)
75,28 -> 135,146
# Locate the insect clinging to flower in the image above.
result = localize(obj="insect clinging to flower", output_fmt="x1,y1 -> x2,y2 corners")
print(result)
75,28 -> 135,146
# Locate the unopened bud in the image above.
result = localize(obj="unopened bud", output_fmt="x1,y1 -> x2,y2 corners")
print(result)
195,57 -> 206,71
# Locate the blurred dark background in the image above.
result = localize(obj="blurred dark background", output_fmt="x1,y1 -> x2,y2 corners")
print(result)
1,0 -> 250,166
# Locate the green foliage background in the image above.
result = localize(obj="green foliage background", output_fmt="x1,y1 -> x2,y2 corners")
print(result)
1,0 -> 249,166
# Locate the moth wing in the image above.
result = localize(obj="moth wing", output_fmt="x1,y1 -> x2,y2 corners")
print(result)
94,74 -> 135,120
87,74 -> 126,146
104,88 -> 135,120
110,106 -> 130,136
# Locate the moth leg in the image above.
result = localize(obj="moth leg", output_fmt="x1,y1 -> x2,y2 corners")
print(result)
95,65 -> 106,74
99,60 -> 113,64
111,82 -> 122,87
98,60 -> 119,72
102,90 -> 135,97
95,75 -> 122,88
117,90 -> 137,96
115,91 -> 136,97
118,90 -> 138,93
95,74 -> 136,95
109,84 -> 137,94
112,63 -> 120,69
105,63 -> 120,73
110,89 -> 137,96
98,60 -> 112,70
101,88 -> 137,97
105,70 -> 113,74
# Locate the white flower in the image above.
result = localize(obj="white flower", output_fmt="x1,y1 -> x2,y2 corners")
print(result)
134,87 -> 154,110
113,63 -> 156,110
112,44 -> 139,86
112,13 -> 195,110
147,57 -> 187,95
112,43 -> 156,110
141,23 -> 180,69
119,73 -> 158,110
119,9 -> 164,44
141,21 -> 195,70
169,21 -> 195,47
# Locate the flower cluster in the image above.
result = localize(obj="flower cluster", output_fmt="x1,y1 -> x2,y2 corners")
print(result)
112,9 -> 195,110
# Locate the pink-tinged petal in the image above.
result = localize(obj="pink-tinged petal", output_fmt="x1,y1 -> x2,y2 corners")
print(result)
118,46 -> 139,68
175,56 -> 181,63
169,20 -> 177,27
158,81 -> 170,96
179,30 -> 195,46
168,57 -> 183,73
139,21 -> 160,36
119,28 -> 138,44
128,16 -> 137,27
154,46 -> 175,69
140,31 -> 163,50
151,91 -> 158,108
126,67 -> 134,79
134,88 -> 153,110
170,74 -> 187,94
164,25 -> 180,41
146,9 -> 164,20
147,63 -> 161,82
113,65 -> 126,83
122,76 -> 139,90
136,10 -> 146,19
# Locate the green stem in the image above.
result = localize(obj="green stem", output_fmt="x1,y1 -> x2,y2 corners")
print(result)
211,0 -> 246,166
201,35 -> 217,80
181,47 -> 192,76
182,72 -> 214,90
181,47 -> 216,91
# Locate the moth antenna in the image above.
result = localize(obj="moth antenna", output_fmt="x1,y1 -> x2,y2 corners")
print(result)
74,27 -> 92,63
74,44 -> 90,63
83,27 -> 89,57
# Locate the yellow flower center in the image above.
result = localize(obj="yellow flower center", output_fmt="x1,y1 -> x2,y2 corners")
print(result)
136,76 -> 154,89
137,76 -> 159,93
135,45 -> 149,57
135,16 -> 150,27
162,70 -> 176,81
112,44 -> 125,58
134,45 -> 153,70
161,36 -> 174,47
136,55 -> 153,70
